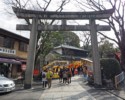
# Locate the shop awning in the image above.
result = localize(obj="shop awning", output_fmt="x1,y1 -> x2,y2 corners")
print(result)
0,58 -> 21,64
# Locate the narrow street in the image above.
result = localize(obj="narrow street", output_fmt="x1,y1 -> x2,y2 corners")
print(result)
0,76 -> 123,100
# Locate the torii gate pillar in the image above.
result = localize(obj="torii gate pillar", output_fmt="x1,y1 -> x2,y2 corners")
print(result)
90,19 -> 102,85
24,18 -> 38,89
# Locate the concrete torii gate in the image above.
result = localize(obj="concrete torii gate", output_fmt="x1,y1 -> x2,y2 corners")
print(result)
13,7 -> 114,89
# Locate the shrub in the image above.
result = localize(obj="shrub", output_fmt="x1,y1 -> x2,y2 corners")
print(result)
100,58 -> 122,82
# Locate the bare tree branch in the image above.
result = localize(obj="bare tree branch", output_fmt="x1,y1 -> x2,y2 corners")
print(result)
108,17 -> 121,44
36,0 -> 45,10
98,31 -> 119,45
50,0 -> 70,25
15,0 -> 21,8
44,0 -> 52,11
76,0 -> 97,11
22,0 -> 30,8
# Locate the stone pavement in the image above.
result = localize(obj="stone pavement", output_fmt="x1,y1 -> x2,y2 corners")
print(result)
81,78 -> 125,100
107,86 -> 125,100
39,76 -> 96,100
38,75 -> 125,100
1,75 -> 125,100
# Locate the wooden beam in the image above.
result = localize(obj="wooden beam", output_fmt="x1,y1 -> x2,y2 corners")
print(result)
12,7 -> 114,19
16,24 -> 110,31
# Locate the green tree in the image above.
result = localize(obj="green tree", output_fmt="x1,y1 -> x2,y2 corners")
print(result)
80,32 -> 106,58
50,31 -> 80,47
61,31 -> 80,47
100,58 -> 122,84
35,31 -> 53,67
99,40 -> 116,58
50,31 -> 63,47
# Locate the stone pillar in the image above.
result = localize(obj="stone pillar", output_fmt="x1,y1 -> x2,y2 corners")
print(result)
61,19 -> 67,25
89,19 -> 102,86
24,18 -> 38,89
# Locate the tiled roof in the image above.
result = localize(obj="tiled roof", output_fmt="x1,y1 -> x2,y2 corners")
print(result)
0,28 -> 29,43
54,44 -> 87,51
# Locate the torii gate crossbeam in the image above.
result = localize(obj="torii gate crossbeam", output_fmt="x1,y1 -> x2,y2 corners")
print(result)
13,7 -> 114,19
16,24 -> 110,31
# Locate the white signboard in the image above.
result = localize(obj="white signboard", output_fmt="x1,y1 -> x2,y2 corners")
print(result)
0,47 -> 16,55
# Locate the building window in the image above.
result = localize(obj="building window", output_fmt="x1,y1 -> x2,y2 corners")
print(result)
0,36 -> 4,47
0,36 -> 14,49
3,37 -> 14,49
19,42 -> 28,52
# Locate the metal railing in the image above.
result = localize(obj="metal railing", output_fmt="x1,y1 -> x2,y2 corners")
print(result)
115,71 -> 125,89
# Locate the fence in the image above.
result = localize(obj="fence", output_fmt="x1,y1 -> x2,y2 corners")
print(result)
115,71 -> 125,89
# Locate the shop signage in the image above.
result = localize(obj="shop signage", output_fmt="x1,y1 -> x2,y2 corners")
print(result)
0,47 -> 16,55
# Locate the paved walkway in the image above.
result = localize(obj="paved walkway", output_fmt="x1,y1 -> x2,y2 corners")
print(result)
108,86 -> 125,100
1,75 -> 125,100
39,76 -> 96,100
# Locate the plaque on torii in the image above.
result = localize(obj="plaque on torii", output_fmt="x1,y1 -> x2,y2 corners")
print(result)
12,7 -> 114,89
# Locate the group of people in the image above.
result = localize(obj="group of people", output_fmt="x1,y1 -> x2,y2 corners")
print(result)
41,67 -> 72,89
58,68 -> 72,84
41,69 -> 53,89
41,65 -> 89,89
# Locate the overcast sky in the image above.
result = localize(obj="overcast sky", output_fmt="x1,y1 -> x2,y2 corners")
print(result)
0,0 -> 117,46
0,0 -> 80,38
0,0 -> 30,38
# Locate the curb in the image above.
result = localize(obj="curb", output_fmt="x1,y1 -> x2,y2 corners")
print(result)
107,90 -> 125,100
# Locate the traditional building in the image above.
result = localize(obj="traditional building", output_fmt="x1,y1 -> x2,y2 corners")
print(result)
0,28 -> 29,78
53,44 -> 88,60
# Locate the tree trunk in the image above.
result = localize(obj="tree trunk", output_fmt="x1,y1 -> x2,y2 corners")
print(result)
120,47 -> 125,72
120,30 -> 125,72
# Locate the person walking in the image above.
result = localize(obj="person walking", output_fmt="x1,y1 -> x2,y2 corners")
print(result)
59,68 -> 63,82
77,67 -> 80,75
71,68 -> 74,76
46,69 -> 53,88
63,70 -> 68,84
42,70 -> 47,89
67,68 -> 72,84
83,66 -> 88,81
21,71 -> 25,85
